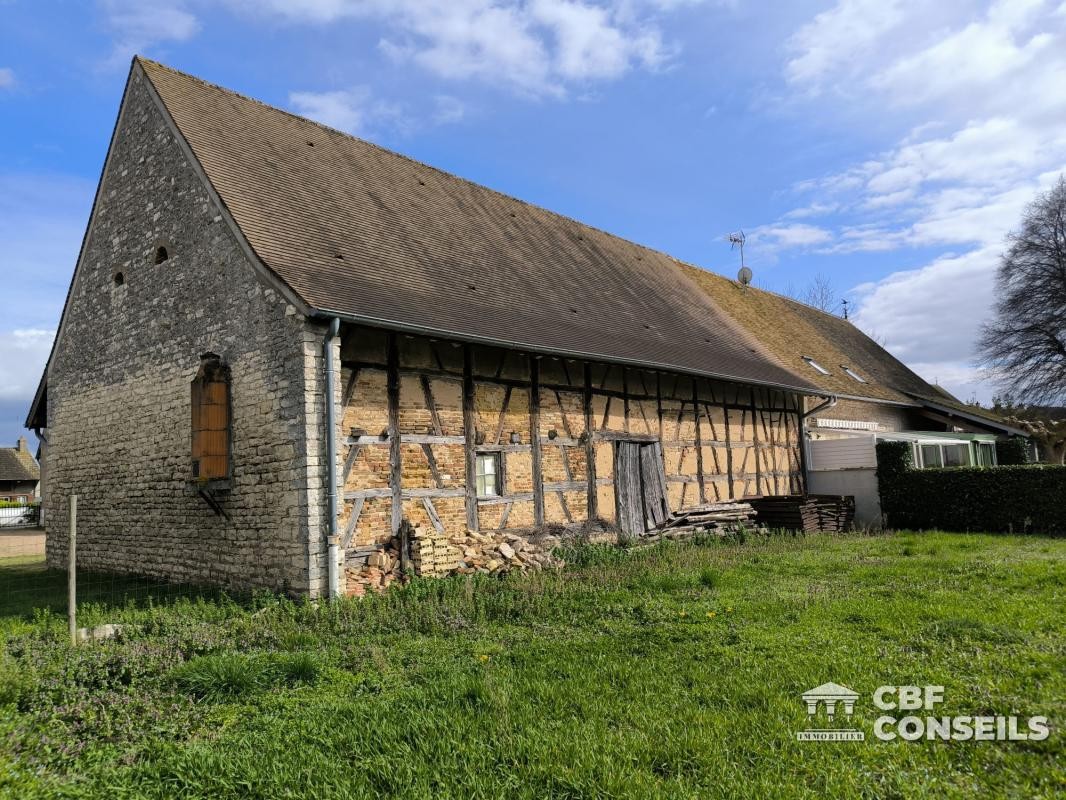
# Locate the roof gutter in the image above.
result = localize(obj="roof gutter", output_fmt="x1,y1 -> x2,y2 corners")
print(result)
308,308 -> 823,398
802,395 -> 838,420
913,398 -> 1029,438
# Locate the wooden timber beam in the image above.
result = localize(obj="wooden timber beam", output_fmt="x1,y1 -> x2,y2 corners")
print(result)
530,357 -> 545,526
583,362 -> 598,520
386,332 -> 402,536
463,344 -> 479,531
692,382 -> 707,504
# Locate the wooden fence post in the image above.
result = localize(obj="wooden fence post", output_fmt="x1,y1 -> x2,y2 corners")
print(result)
68,494 -> 77,646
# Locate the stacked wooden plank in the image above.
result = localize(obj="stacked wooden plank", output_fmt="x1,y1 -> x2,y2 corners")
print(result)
644,501 -> 758,540
749,494 -> 855,532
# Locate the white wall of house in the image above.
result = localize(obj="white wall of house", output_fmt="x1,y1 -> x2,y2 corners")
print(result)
806,433 -> 881,527
807,469 -> 882,528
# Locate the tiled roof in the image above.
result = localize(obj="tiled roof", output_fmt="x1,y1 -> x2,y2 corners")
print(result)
681,265 -> 935,403
681,266 -> 1022,433
137,58 -> 819,394
0,447 -> 39,483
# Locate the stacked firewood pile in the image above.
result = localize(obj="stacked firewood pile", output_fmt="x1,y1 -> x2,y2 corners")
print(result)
749,495 -> 855,532
345,523 -> 565,596
643,501 -> 759,541
345,540 -> 405,597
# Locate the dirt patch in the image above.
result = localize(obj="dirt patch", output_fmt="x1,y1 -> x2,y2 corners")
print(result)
0,528 -> 45,559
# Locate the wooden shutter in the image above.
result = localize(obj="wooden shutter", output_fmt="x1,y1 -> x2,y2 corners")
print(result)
191,355 -> 231,480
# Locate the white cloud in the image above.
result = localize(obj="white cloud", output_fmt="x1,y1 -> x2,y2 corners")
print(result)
0,330 -> 55,402
289,86 -> 468,136
99,0 -> 200,68
773,1 -> 1066,402
530,0 -> 667,80
0,172 -> 90,440
785,0 -> 909,87
851,246 -> 1004,401
0,68 -> 14,89
750,222 -> 832,250
236,0 -> 682,95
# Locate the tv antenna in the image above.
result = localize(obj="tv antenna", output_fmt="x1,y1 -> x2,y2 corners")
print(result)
728,231 -> 751,285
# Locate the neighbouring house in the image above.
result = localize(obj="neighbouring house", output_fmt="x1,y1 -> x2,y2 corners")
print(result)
682,270 -> 1028,524
25,58 -> 828,597
0,437 -> 40,504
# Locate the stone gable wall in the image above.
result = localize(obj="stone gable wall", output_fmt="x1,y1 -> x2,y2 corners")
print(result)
44,68 -> 327,595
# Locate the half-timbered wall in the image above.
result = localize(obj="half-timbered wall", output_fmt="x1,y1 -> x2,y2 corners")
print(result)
336,325 -> 804,575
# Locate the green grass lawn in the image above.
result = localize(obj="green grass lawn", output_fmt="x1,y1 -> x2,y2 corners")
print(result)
1,531 -> 1063,799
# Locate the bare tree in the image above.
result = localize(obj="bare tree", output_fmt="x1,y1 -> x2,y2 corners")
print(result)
978,176 -> 1066,405
803,273 -> 837,313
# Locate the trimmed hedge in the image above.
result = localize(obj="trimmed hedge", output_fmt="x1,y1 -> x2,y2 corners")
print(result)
879,464 -> 1066,534
996,437 -> 1031,465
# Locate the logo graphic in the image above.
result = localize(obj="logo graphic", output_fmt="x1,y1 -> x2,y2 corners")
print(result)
796,683 -> 865,741
794,683 -> 1050,743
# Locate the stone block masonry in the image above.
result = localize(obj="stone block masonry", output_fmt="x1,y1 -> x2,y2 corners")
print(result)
42,66 -> 325,595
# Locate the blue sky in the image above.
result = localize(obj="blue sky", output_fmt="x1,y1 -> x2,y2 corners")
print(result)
2,0 -> 1065,447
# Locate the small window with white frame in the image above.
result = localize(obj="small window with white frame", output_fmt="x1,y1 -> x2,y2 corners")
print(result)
475,452 -> 502,497
802,356 -> 830,375
841,365 -> 866,383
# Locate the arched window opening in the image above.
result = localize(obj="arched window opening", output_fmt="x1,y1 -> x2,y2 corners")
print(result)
190,353 -> 231,481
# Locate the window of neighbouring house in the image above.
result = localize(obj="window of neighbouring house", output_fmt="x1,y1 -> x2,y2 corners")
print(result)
977,442 -> 996,466
942,443 -> 969,467
475,452 -> 502,497
803,356 -> 830,375
190,353 -> 231,481
919,444 -> 943,468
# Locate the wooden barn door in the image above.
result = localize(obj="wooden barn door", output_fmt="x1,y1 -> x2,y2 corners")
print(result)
615,440 -> 669,536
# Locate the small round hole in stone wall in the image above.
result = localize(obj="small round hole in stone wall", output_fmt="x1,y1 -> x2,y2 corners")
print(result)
154,246 -> 169,265
113,271 -> 125,287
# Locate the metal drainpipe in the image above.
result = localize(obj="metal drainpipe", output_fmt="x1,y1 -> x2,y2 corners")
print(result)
324,317 -> 341,600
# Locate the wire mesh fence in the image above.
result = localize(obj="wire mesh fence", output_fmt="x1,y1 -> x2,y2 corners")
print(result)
0,497 -> 240,640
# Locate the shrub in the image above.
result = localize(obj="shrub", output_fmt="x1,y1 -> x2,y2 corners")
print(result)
996,437 -> 1031,465
875,441 -> 913,518
878,464 -> 1066,534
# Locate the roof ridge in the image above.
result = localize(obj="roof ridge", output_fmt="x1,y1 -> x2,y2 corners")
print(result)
136,56 -> 697,269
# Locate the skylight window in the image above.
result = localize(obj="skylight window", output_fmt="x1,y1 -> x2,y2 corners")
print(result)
802,356 -> 830,375
842,365 -> 867,383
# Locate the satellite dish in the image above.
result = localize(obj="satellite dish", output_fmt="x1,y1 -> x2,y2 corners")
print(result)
738,266 -> 753,286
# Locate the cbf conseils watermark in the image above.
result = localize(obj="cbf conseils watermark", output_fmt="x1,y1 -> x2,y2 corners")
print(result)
797,683 -> 1050,743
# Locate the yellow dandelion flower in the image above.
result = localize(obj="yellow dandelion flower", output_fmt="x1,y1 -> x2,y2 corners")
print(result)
707,611 -> 716,618
478,654 -> 490,662
678,610 -> 688,617
726,607 -> 733,613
